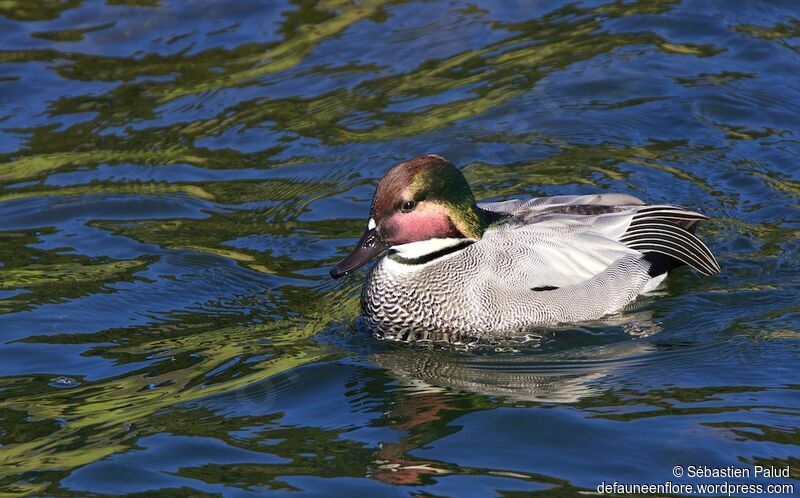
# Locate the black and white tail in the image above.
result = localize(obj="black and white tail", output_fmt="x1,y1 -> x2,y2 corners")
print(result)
619,206 -> 721,276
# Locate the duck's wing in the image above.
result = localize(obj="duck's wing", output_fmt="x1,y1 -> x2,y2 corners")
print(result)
476,196 -> 720,292
478,207 -> 639,290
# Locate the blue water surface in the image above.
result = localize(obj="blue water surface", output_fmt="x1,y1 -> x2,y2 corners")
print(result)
0,0 -> 798,496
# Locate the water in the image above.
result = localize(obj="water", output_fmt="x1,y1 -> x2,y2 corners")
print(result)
0,1 -> 798,496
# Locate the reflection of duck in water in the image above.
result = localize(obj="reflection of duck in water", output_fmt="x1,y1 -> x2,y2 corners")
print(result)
331,155 -> 720,343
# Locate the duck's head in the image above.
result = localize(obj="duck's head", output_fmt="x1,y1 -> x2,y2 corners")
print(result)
330,154 -> 487,279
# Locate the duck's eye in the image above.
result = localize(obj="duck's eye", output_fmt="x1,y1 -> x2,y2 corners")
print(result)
401,200 -> 416,213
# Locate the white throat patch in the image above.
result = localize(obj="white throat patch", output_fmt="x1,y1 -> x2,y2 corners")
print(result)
383,238 -> 475,274
389,238 -> 471,259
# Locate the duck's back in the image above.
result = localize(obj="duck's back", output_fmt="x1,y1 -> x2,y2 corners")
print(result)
480,192 -> 719,279
477,194 -> 648,290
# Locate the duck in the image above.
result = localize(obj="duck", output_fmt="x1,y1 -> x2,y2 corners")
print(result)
330,154 -> 721,343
